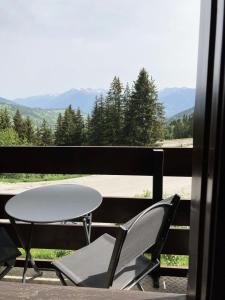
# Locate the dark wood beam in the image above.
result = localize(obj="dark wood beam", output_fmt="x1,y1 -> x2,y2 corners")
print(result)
189,0 -> 225,299
2,222 -> 189,255
0,194 -> 191,225
0,147 -> 192,176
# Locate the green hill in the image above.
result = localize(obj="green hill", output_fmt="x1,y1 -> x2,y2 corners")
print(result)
0,103 -> 64,128
168,107 -> 194,122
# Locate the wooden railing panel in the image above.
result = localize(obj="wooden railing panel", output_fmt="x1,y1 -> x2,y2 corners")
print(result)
0,147 -> 192,176
163,148 -> 192,176
0,147 -> 192,278
2,222 -> 189,255
160,266 -> 188,277
0,195 -> 190,225
0,147 -> 159,175
93,197 -> 190,225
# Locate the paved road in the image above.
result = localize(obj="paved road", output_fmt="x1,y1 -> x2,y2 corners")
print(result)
0,175 -> 191,198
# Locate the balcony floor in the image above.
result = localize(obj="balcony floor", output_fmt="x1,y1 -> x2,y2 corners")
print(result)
2,267 -> 187,294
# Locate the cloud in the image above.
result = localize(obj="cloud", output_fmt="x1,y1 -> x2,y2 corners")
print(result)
0,0 -> 200,98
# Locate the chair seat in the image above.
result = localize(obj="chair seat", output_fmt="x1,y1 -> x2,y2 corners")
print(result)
53,234 -> 115,288
52,233 -> 154,289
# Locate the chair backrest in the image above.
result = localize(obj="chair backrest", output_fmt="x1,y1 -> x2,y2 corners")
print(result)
106,194 -> 180,287
0,227 -> 21,265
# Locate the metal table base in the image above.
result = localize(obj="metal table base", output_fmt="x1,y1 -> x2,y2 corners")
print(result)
10,218 -> 42,283
10,213 -> 92,283
5,184 -> 102,284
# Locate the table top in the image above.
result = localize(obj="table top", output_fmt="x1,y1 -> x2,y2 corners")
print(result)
5,184 -> 102,223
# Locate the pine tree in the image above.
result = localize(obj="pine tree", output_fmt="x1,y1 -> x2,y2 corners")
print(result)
61,105 -> 76,145
55,113 -> 64,145
39,119 -> 53,145
187,114 -> 193,137
122,83 -> 131,110
72,108 -> 84,145
24,117 -> 34,143
164,122 -> 174,140
0,108 -> 11,130
83,114 -> 91,145
13,109 -> 26,140
122,83 -> 132,143
33,127 -> 42,145
169,114 -> 193,139
150,101 -> 165,143
104,77 -> 123,145
89,95 -> 106,145
123,68 -> 165,145
55,106 -> 85,145
0,128 -> 21,145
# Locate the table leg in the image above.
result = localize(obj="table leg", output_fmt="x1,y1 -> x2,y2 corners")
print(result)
10,218 -> 42,283
82,213 -> 92,244
82,217 -> 89,244
87,213 -> 92,242
22,225 -> 32,284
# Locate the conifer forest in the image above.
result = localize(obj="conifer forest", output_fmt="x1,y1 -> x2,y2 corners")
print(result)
0,69 -> 193,146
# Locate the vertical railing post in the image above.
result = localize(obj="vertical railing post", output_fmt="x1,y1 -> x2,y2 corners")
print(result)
152,149 -> 164,204
151,149 -> 164,288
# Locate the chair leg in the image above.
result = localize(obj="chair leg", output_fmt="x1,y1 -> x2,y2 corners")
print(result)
151,268 -> 160,288
56,271 -> 67,286
136,282 -> 145,291
151,256 -> 160,288
0,265 -> 13,280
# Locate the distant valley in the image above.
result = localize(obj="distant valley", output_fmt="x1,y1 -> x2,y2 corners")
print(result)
0,97 -> 64,127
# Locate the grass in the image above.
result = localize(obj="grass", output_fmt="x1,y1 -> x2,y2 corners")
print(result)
0,173 -> 85,183
144,253 -> 188,268
19,248 -> 73,260
161,254 -> 188,267
135,189 -> 183,199
22,248 -> 188,268
134,189 -> 152,198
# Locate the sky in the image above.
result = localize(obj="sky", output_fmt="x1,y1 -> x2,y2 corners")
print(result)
0,0 -> 200,99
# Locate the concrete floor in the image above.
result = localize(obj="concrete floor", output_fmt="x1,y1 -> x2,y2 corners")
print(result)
2,267 -> 187,294
0,175 -> 192,198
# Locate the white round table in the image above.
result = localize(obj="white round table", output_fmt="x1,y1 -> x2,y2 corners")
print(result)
5,184 -> 102,283
5,184 -> 102,223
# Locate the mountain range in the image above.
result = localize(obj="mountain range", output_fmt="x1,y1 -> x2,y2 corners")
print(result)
13,88 -> 105,113
158,88 -> 195,118
12,87 -> 195,118
168,107 -> 194,121
0,87 -> 196,126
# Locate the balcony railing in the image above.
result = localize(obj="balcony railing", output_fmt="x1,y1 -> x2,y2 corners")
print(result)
0,146 -> 192,278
